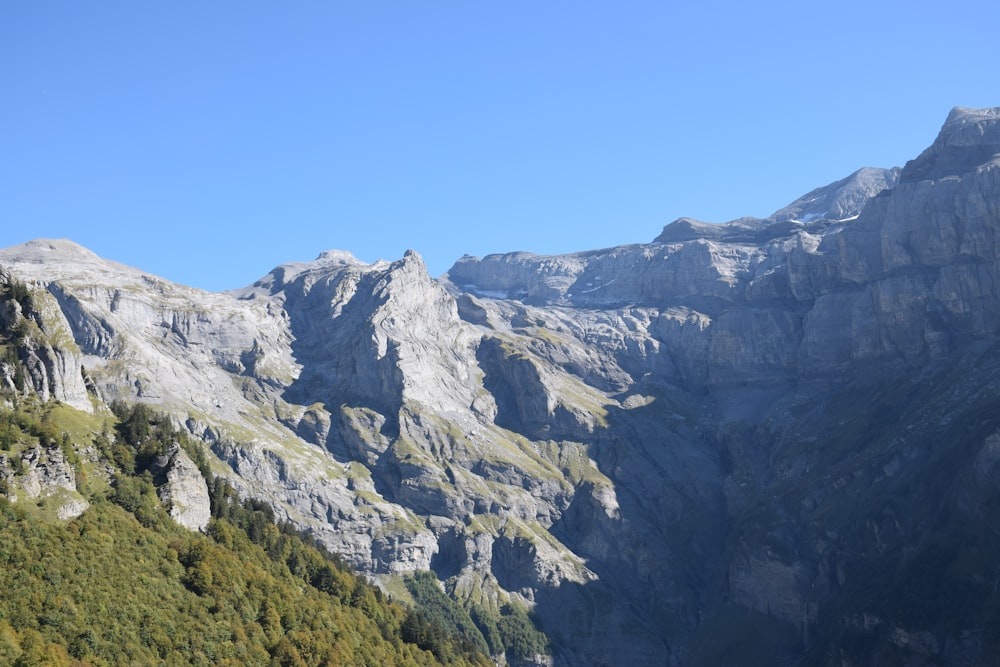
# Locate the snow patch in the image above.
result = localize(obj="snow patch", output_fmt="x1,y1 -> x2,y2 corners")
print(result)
464,285 -> 511,299
579,279 -> 615,294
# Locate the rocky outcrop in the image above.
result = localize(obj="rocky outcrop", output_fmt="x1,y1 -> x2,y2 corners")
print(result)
769,166 -> 900,223
0,445 -> 90,520
0,270 -> 91,411
898,106 -> 1000,183
150,444 -> 211,531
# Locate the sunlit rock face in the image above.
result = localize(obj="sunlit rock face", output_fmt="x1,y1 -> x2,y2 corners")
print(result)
0,445 -> 90,520
3,106 -> 1000,665
150,444 -> 211,532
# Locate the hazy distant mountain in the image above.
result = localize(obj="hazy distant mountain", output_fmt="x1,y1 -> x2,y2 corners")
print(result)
3,105 -> 1000,666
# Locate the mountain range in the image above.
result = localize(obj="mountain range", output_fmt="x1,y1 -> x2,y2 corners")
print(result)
3,105 -> 1000,666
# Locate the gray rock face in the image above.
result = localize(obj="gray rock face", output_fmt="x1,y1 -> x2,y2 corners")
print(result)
0,267 -> 92,411
770,166 -> 901,223
448,108 -> 1000,389
0,445 -> 90,520
899,106 -> 1000,183
2,106 -> 1000,665
151,444 -> 211,531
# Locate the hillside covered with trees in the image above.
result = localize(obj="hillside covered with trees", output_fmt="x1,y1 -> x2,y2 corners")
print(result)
0,272 -> 499,667
0,397 -> 495,667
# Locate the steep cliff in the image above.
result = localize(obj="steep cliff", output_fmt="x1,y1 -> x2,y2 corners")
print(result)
149,443 -> 211,531
2,106 -> 999,666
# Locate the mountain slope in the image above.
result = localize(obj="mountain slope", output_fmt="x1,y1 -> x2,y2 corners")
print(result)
0,398 -> 491,667
3,105 -> 1000,666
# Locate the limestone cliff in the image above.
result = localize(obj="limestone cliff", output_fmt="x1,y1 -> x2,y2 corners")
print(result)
0,445 -> 90,520
150,443 -> 211,531
0,267 -> 91,411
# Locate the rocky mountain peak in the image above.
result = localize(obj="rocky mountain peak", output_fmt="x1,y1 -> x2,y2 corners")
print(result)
315,249 -> 363,265
5,238 -> 103,263
769,166 -> 901,223
653,165 -> 901,248
900,104 -> 1000,182
943,104 -> 1000,132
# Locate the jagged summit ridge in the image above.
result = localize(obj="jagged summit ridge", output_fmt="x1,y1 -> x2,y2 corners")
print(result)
650,164 -> 900,247
446,162 -> 910,308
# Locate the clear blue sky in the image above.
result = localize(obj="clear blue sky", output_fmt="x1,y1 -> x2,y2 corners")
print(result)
2,2 -> 998,291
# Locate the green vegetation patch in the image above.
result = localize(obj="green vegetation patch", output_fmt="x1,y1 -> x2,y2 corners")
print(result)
404,571 -> 550,663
